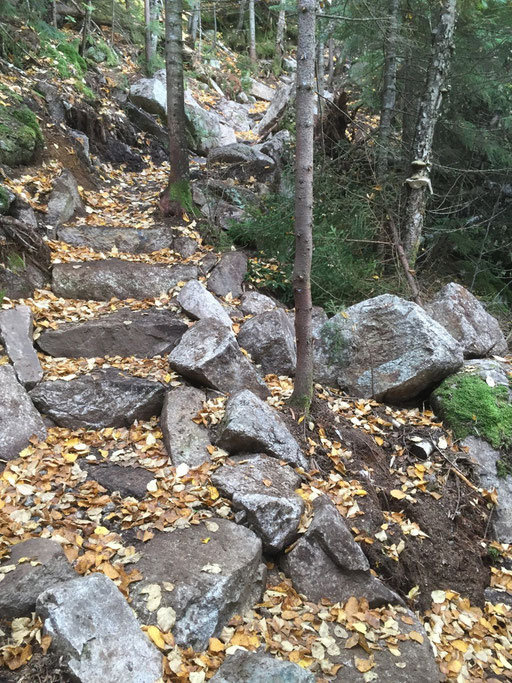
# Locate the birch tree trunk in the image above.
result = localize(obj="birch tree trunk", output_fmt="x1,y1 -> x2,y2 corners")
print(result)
376,0 -> 400,180
249,0 -> 257,63
145,0 -> 159,72
189,0 -> 200,41
289,0 -> 315,412
161,0 -> 190,217
275,7 -> 286,58
402,0 -> 457,265
237,0 -> 247,31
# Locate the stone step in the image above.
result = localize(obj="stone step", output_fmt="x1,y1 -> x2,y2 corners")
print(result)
57,224 -> 175,253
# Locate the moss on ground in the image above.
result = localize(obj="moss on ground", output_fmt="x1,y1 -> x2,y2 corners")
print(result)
0,104 -> 43,166
432,372 -> 512,449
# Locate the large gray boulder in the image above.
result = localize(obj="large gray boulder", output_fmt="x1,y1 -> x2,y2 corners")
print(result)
249,79 -> 275,101
177,279 -> 233,327
0,538 -> 76,619
160,385 -> 212,467
37,308 -> 187,359
208,143 -> 276,182
169,318 -> 268,398
207,251 -> 248,298
216,390 -> 307,469
254,82 -> 295,138
52,259 -> 198,301
462,436 -> 512,543
0,305 -> 42,388
130,519 -> 265,650
57,224 -> 175,254
0,365 -> 46,460
29,368 -> 165,429
216,99 -> 252,132
238,308 -> 296,376
129,77 -> 167,119
46,170 -> 86,231
314,294 -> 464,401
281,496 -> 401,607
211,453 -> 304,552
427,282 -> 507,358
37,573 -> 162,683
185,90 -> 237,155
211,650 -> 315,683
239,291 -> 277,316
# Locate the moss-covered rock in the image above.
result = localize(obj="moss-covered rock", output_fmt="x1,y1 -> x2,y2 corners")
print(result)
0,185 -> 14,214
431,362 -> 512,449
0,105 -> 44,167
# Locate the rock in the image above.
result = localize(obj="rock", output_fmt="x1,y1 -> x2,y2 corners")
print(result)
125,101 -> 169,148
129,519 -> 265,650
460,358 -> 511,389
37,308 -> 187,359
129,77 -> 167,119
211,650 -> 315,683
484,587 -> 512,608
461,436 -> 512,543
46,170 -> 86,231
169,318 -> 268,398
216,99 -> 252,132
216,390 -> 307,469
249,79 -> 276,101
257,129 -> 292,164
0,184 -> 15,213
314,294 -> 463,402
209,143 -> 276,182
211,199 -> 246,230
84,462 -> 154,499
174,234 -> 198,258
281,496 -> 401,607
37,574 -> 162,683
0,365 -> 46,460
0,104 -> 43,167
12,197 -> 39,230
427,282 -> 507,358
208,143 -> 259,165
0,538 -> 76,619
283,56 -> 297,71
52,259 -> 197,301
211,453 -> 304,552
57,224 -> 175,253
0,262 -> 48,298
185,90 -> 237,155
238,308 -> 296,376
177,279 -> 233,327
0,305 -> 43,388
69,129 -> 91,166
29,368 -> 165,429
239,291 -> 277,316
207,251 -> 248,298
160,385 -> 212,467
254,82 -> 295,139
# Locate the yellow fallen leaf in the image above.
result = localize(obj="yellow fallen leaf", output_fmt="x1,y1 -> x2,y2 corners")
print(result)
208,486 -> 219,501
62,452 -> 78,463
146,625 -> 166,650
355,657 -> 374,673
209,638 -> 225,653
94,526 -> 109,536
390,490 -> 407,500
409,631 -> 424,644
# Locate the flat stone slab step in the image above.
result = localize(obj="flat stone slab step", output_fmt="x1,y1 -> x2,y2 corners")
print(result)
37,308 -> 187,358
52,259 -> 198,301
57,224 -> 175,254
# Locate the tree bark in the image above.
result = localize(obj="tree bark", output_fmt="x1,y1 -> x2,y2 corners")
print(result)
316,37 -> 324,101
161,0 -> 190,217
237,0 -> 247,31
189,0 -> 200,41
249,0 -> 256,63
79,2 -> 91,57
289,0 -> 315,412
376,0 -> 400,180
145,0 -> 159,73
275,7 -> 286,58
327,33 -> 334,86
402,0 -> 457,265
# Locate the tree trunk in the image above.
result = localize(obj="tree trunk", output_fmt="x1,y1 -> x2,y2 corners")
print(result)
79,2 -> 91,57
237,0 -> 247,31
316,38 -> 324,101
275,7 -> 286,58
52,0 -> 57,27
289,0 -> 315,412
249,0 -> 256,63
213,1 -> 217,49
145,0 -> 159,73
376,0 -> 400,180
161,0 -> 190,217
189,0 -> 199,41
402,0 -> 457,265
327,33 -> 334,86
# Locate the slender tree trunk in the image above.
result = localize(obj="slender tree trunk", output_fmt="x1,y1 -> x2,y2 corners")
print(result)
189,0 -> 199,40
402,0 -> 457,265
161,0 -> 190,217
52,0 -> 58,27
289,0 -> 315,412
249,0 -> 256,63
79,2 -> 91,57
327,33 -> 334,86
213,1 -> 217,49
144,0 -> 152,72
275,7 -> 286,58
376,0 -> 400,180
316,38 -> 324,100
237,0 -> 247,31
111,0 -> 115,43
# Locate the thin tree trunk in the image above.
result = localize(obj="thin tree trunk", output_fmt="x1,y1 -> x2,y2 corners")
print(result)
289,0 -> 315,412
161,0 -> 190,217
376,0 -> 400,180
79,2 -> 91,57
189,0 -> 199,40
144,0 -> 152,72
213,1 -> 217,49
327,33 -> 334,86
275,7 -> 286,58
237,0 -> 247,31
316,38 -> 324,100
249,0 -> 256,63
111,0 -> 115,43
52,0 -> 58,27
402,0 -> 457,265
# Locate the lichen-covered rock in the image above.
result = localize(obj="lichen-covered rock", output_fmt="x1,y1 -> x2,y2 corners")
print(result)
37,574 -> 162,683
211,650 -> 315,683
427,282 -> 507,358
239,291 -> 277,316
211,453 -> 304,552
216,390 -> 307,469
207,251 -> 248,298
129,77 -> 167,118
0,304 -> 43,388
0,365 -> 46,460
185,90 -> 237,155
0,105 -> 43,167
57,224 -> 175,253
238,308 -> 296,376
37,308 -> 187,359
52,259 -> 197,301
0,538 -> 76,619
129,519 -> 265,650
177,279 -> 233,327
46,170 -> 86,230
160,385 -> 212,467
29,368 -> 165,429
314,294 -> 463,401
169,318 -> 268,398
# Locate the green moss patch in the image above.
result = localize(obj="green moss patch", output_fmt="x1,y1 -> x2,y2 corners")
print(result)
432,372 -> 512,449
0,105 -> 43,167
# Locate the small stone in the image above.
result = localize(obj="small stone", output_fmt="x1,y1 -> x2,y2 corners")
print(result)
0,304 -> 42,388
207,252 -> 248,298
178,279 -> 232,327
84,463 -> 154,499
211,650 -> 315,682
46,170 -> 86,231
160,385 -> 212,467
